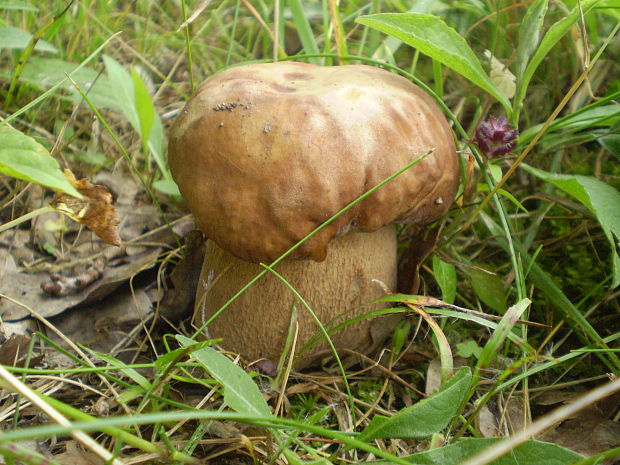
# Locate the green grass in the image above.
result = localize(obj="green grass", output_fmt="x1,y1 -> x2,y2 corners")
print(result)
1,1 -> 619,464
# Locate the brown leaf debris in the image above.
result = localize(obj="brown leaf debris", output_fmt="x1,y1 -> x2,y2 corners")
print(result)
50,171 -> 121,246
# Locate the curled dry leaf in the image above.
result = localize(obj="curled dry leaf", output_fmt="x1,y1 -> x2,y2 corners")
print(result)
50,171 -> 121,246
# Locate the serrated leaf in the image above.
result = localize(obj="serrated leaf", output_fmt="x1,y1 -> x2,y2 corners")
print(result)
522,164 -> 620,287
370,437 -> 582,464
358,366 -> 471,441
356,13 -> 511,112
467,265 -> 507,313
176,335 -> 273,418
0,125 -> 81,197
432,256 -> 456,304
0,26 -> 57,52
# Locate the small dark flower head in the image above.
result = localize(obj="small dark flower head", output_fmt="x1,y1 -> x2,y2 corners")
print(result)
474,116 -> 518,158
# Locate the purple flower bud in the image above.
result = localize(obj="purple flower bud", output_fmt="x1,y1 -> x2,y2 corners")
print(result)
474,116 -> 518,158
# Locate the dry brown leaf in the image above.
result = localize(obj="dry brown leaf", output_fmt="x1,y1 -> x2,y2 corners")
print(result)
0,334 -> 31,366
537,391 -> 620,462
50,171 -> 121,246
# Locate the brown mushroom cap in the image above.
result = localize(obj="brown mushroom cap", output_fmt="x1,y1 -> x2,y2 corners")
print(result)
169,61 -> 459,263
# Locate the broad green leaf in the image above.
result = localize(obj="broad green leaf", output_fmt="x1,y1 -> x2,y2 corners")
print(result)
514,0 -> 548,80
103,55 -> 139,127
467,265 -> 507,313
153,178 -> 181,197
522,164 -> 620,287
0,26 -> 57,52
176,335 -> 273,418
370,437 -> 582,464
370,2 -> 435,63
356,13 -> 511,112
432,256 -> 456,304
131,68 -> 155,150
0,56 -> 120,110
104,56 -> 169,180
0,125 -> 81,197
358,366 -> 471,441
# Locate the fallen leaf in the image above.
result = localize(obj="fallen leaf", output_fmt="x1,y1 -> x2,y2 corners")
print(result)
50,171 -> 121,246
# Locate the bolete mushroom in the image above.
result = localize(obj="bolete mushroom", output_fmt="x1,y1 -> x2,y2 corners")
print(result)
168,61 -> 459,367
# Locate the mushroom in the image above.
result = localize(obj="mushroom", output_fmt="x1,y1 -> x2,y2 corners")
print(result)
168,61 -> 459,367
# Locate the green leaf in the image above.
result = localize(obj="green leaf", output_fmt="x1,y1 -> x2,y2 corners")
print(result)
84,348 -> 152,391
467,265 -> 507,313
371,437 -> 582,464
0,1 -> 38,12
153,179 -> 181,197
522,164 -> 620,287
287,0 -> 321,64
476,299 -> 530,372
432,256 -> 456,304
599,134 -> 620,159
356,13 -> 511,112
477,184 -> 528,213
131,68 -> 155,150
512,0 -> 601,122
104,56 -> 169,180
176,335 -> 273,418
599,0 -> 620,19
456,340 -> 482,359
519,104 -> 620,146
358,366 -> 471,441
514,0 -> 548,80
0,56 -> 120,110
0,26 -> 57,52
0,125 -> 81,197
480,212 -> 620,372
103,55 -> 139,127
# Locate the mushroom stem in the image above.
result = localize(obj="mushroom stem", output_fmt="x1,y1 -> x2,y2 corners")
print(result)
194,226 -> 398,367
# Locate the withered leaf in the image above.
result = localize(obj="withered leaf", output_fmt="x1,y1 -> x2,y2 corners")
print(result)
50,171 -> 121,246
